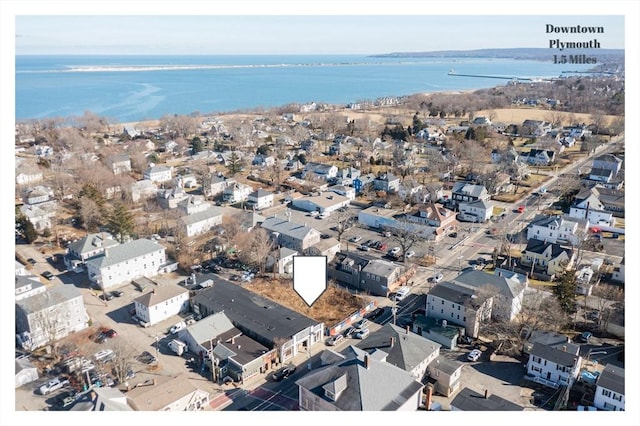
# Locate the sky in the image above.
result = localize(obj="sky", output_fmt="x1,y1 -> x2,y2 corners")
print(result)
2,1 -> 640,426
14,15 -> 626,55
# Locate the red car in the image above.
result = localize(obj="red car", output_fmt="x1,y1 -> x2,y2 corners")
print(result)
517,205 -> 525,213
105,329 -> 117,338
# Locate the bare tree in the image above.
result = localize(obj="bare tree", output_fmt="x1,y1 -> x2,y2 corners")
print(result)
592,284 -> 624,331
79,197 -> 103,232
236,228 -> 274,273
109,340 -> 137,385
328,209 -> 356,242
383,219 -> 428,261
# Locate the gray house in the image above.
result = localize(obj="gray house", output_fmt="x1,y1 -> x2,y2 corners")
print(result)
329,252 -> 405,297
191,279 -> 324,363
295,345 -> 424,411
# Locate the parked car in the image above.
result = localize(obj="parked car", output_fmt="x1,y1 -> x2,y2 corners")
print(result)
326,334 -> 344,346
100,292 -> 114,301
344,326 -> 357,338
110,290 -> 124,298
355,319 -> 369,330
309,211 -> 319,218
137,351 -> 157,365
432,273 -> 444,283
94,331 -> 108,344
42,271 -> 55,280
272,364 -> 296,381
93,349 -> 115,364
395,286 -> 411,302
367,307 -> 385,321
38,377 -> 69,395
517,205 -> 525,213
170,321 -> 186,335
105,329 -> 117,338
467,349 -> 482,362
350,236 -> 362,243
448,232 -> 458,238
578,331 -> 593,343
355,329 -> 370,339
405,250 -> 415,258
358,244 -> 370,251
27,258 -> 37,265
388,247 -> 401,256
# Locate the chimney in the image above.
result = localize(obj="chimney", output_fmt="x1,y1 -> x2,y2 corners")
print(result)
152,378 -> 156,386
389,337 -> 395,348
152,289 -> 156,295
405,325 -> 410,334
231,336 -> 235,344
424,386 -> 433,410
364,354 -> 370,369
484,389 -> 489,399
562,345 -> 567,352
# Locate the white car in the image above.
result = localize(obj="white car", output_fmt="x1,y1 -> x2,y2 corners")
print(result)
467,349 -> 482,362
405,250 -> 415,258
326,334 -> 344,346
350,236 -> 362,243
432,273 -> 444,283
355,329 -> 370,339
93,349 -> 115,364
389,247 -> 401,255
38,377 -> 69,395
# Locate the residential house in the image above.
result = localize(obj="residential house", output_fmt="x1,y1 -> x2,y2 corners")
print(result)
177,195 -> 209,215
520,239 -> 575,278
223,182 -> 253,204
178,311 -> 238,356
247,189 -> 274,211
125,375 -> 210,411
472,116 -> 491,126
209,175 -> 235,198
457,199 -> 493,223
133,284 -> 190,326
291,191 -> 350,214
64,232 -> 120,273
526,342 -> 581,389
266,247 -> 298,274
521,119 -> 552,137
85,238 -> 167,290
451,388 -> 524,411
302,162 -> 338,181
308,237 -> 341,262
451,182 -> 489,206
403,203 -> 458,240
15,275 -> 46,301
568,187 -> 615,226
252,154 -> 275,167
522,330 -> 571,356
453,270 -> 528,322
588,167 -> 614,183
180,206 -> 223,238
333,167 -> 361,186
575,266 -> 595,296
157,187 -> 189,209
594,187 -> 624,217
15,356 -> 39,388
352,173 -> 376,194
611,257 -> 625,284
235,210 -> 266,233
426,281 -> 492,339
524,149 -> 556,166
591,154 -> 623,177
123,124 -> 140,138
130,180 -> 158,203
327,185 -> 356,201
143,165 -> 172,183
15,164 -> 44,186
261,216 -> 321,252
355,324 -> 461,396
22,186 -> 53,205
175,174 -> 198,189
373,172 -> 400,193
526,215 -> 589,246
107,153 -> 132,175
191,279 -> 324,363
16,285 -> 88,350
295,346 -> 424,411
19,200 -> 58,231
329,252 -> 406,297
593,365 -> 625,411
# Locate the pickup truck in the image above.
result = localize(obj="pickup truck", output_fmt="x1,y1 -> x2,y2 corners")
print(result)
39,377 -> 70,395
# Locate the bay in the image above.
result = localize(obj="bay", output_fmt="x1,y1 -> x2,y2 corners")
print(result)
16,55 -> 593,123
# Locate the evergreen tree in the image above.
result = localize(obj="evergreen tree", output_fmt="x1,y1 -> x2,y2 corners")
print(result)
226,151 -> 244,175
105,202 -> 134,243
553,268 -> 578,314
191,136 -> 204,155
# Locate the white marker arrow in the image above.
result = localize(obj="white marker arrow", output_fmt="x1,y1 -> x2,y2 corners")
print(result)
293,256 -> 327,307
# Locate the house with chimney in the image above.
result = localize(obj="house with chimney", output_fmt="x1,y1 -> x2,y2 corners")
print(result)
176,312 -> 277,383
450,182 -> 489,207
526,341 -> 582,389
526,214 -> 589,246
568,187 -> 615,226
107,153 -> 132,175
143,164 -> 172,183
329,251 -> 408,297
246,189 -> 274,211
64,232 -> 120,273
520,239 -> 575,279
191,279 -> 324,363
295,346 -> 424,411
451,387 -> 524,411
133,283 -> 189,326
157,187 -> 189,209
403,202 -> 458,240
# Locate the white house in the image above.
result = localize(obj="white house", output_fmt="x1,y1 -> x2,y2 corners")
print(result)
143,165 -> 173,183
180,207 -> 224,238
302,162 -> 338,181
125,374 -> 210,411
177,195 -> 210,215
457,199 -> 493,223
19,202 -> 57,231
291,191 -> 350,214
327,185 -> 356,201
16,285 -> 88,350
593,365 -> 625,411
526,342 -> 581,389
131,180 -> 158,203
223,182 -> 253,204
133,284 -> 190,326
15,275 -> 47,301
526,215 -> 590,246
157,187 -> 189,209
64,232 -> 120,273
246,189 -> 274,211
568,187 -> 615,227
85,239 -> 166,290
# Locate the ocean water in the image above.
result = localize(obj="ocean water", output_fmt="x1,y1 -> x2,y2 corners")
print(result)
15,55 -> 594,123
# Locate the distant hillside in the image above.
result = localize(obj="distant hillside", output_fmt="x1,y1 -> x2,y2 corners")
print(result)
371,48 -> 624,60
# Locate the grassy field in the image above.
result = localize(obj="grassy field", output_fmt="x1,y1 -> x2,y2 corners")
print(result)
474,108 -> 620,126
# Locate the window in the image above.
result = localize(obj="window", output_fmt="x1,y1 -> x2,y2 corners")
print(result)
602,389 -> 612,397
440,309 -> 444,314
457,305 -> 460,311
451,313 -> 454,318
463,316 -> 466,322
431,305 -> 434,310
451,303 -> 454,308
457,314 -> 460,320
441,300 -> 444,305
